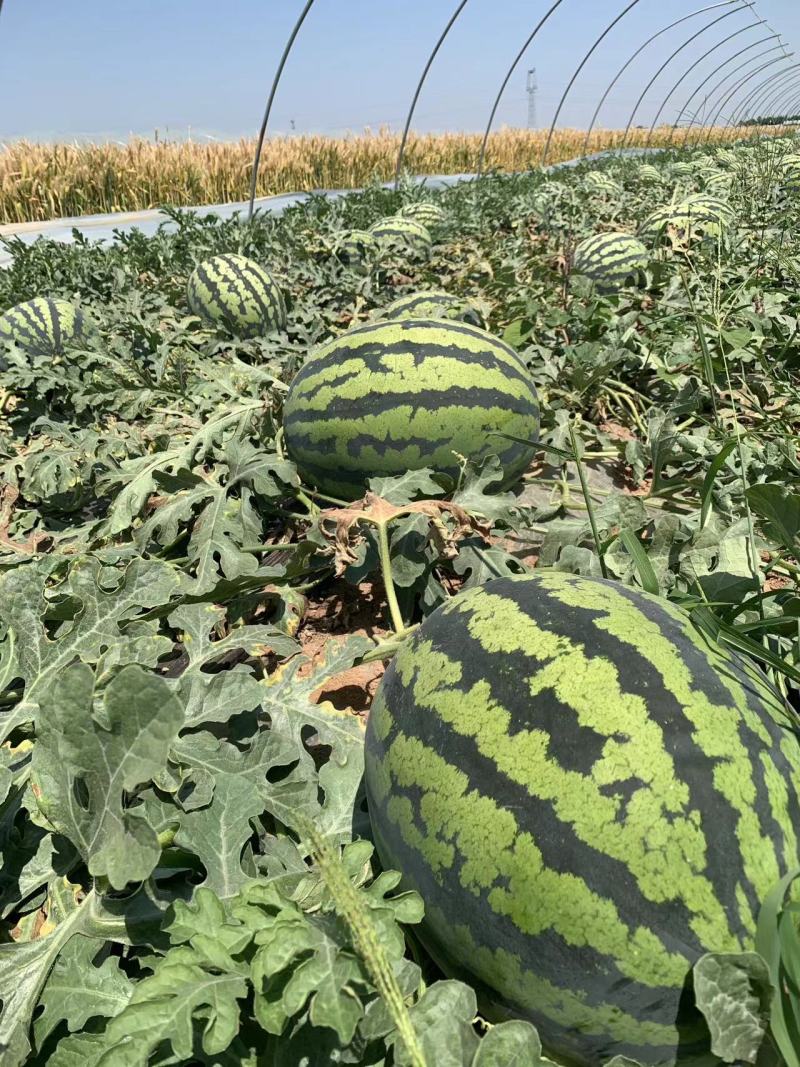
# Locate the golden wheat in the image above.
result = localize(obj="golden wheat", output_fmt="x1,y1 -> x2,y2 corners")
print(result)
0,126 -> 788,225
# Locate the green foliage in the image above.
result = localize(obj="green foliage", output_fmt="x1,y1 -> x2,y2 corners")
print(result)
0,137 -> 799,1065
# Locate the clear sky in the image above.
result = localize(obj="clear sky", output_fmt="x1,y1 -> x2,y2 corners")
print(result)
1,0 -> 800,142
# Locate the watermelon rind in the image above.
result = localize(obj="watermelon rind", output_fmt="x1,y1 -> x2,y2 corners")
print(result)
0,296 -> 91,357
376,289 -> 484,328
282,317 -> 539,499
573,233 -> 649,290
368,217 -> 433,259
186,253 -> 286,338
364,570 -> 800,1066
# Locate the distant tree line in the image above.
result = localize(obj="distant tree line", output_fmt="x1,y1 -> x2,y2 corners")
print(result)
741,114 -> 800,127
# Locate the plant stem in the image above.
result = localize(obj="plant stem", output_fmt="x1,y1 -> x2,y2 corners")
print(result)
568,421 -> 608,579
376,521 -> 406,635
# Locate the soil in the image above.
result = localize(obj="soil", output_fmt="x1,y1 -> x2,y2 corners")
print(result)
296,578 -> 390,714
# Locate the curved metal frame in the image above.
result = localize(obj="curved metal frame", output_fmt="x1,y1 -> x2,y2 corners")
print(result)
247,0 -> 316,222
713,59 -> 800,137
620,0 -> 753,148
734,64 -> 800,125
542,0 -> 645,167
675,39 -> 785,146
770,85 -> 800,122
581,1 -> 740,158
730,62 -> 800,122
643,17 -> 767,147
729,76 -> 800,141
394,0 -> 470,189
703,55 -> 799,140
477,0 -> 567,175
742,81 -> 800,138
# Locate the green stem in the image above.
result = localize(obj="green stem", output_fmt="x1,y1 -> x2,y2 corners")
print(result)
376,521 -> 406,636
569,422 -> 609,579
295,489 -> 320,518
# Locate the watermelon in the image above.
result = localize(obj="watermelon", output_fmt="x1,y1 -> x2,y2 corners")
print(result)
397,202 -> 446,231
584,172 -> 623,198
335,230 -> 380,270
186,253 -> 286,338
639,195 -> 733,241
573,233 -> 648,290
369,217 -> 432,259
702,172 -> 731,194
0,297 -> 90,357
364,571 -> 800,1066
282,318 -> 538,499
638,164 -> 663,183
377,289 -> 484,328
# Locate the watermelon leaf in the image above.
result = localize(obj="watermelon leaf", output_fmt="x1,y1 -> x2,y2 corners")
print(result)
31,663 -> 184,890
471,1019 -> 553,1065
693,951 -> 773,1064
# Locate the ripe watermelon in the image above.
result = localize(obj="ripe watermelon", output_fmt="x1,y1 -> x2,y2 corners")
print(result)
335,230 -> 380,270
377,289 -> 484,328
186,253 -> 286,338
638,164 -> 663,183
639,195 -> 733,241
397,202 -> 447,231
0,297 -> 90,357
584,172 -> 623,198
364,571 -> 800,1066
282,318 -> 538,499
573,233 -> 648,291
369,217 -> 432,259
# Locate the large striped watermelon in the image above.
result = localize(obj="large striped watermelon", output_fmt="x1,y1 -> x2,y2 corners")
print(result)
584,172 -> 623,198
282,318 -> 538,499
369,217 -> 432,259
187,253 -> 286,338
397,202 -> 447,231
335,230 -> 380,270
0,297 -> 90,357
573,233 -> 648,290
639,195 -> 733,242
377,289 -> 484,328
365,571 -> 800,1066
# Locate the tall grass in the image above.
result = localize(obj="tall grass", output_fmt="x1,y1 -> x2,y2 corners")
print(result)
0,125 -> 791,225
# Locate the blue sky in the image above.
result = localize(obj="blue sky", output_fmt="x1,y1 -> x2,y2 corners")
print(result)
1,0 -> 800,141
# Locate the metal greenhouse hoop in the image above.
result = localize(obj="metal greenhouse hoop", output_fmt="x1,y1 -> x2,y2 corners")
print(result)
620,0 -> 755,148
581,0 -> 741,159
642,17 -> 768,148
542,0 -> 645,167
728,62 -> 800,122
733,63 -> 800,125
675,39 -> 785,145
709,58 -> 800,138
477,0 -> 567,176
394,0 -> 470,190
248,0 -> 316,222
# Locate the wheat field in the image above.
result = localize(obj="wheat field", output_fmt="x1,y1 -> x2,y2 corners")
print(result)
0,126 -> 789,225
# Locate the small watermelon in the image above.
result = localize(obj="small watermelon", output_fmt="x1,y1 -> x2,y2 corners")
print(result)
369,217 -> 432,259
0,297 -> 91,357
187,253 -> 286,338
282,318 -> 538,499
573,233 -> 648,290
365,570 -> 800,1066
584,172 -> 623,198
397,202 -> 447,231
638,164 -> 663,183
335,229 -> 380,270
377,289 -> 484,328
